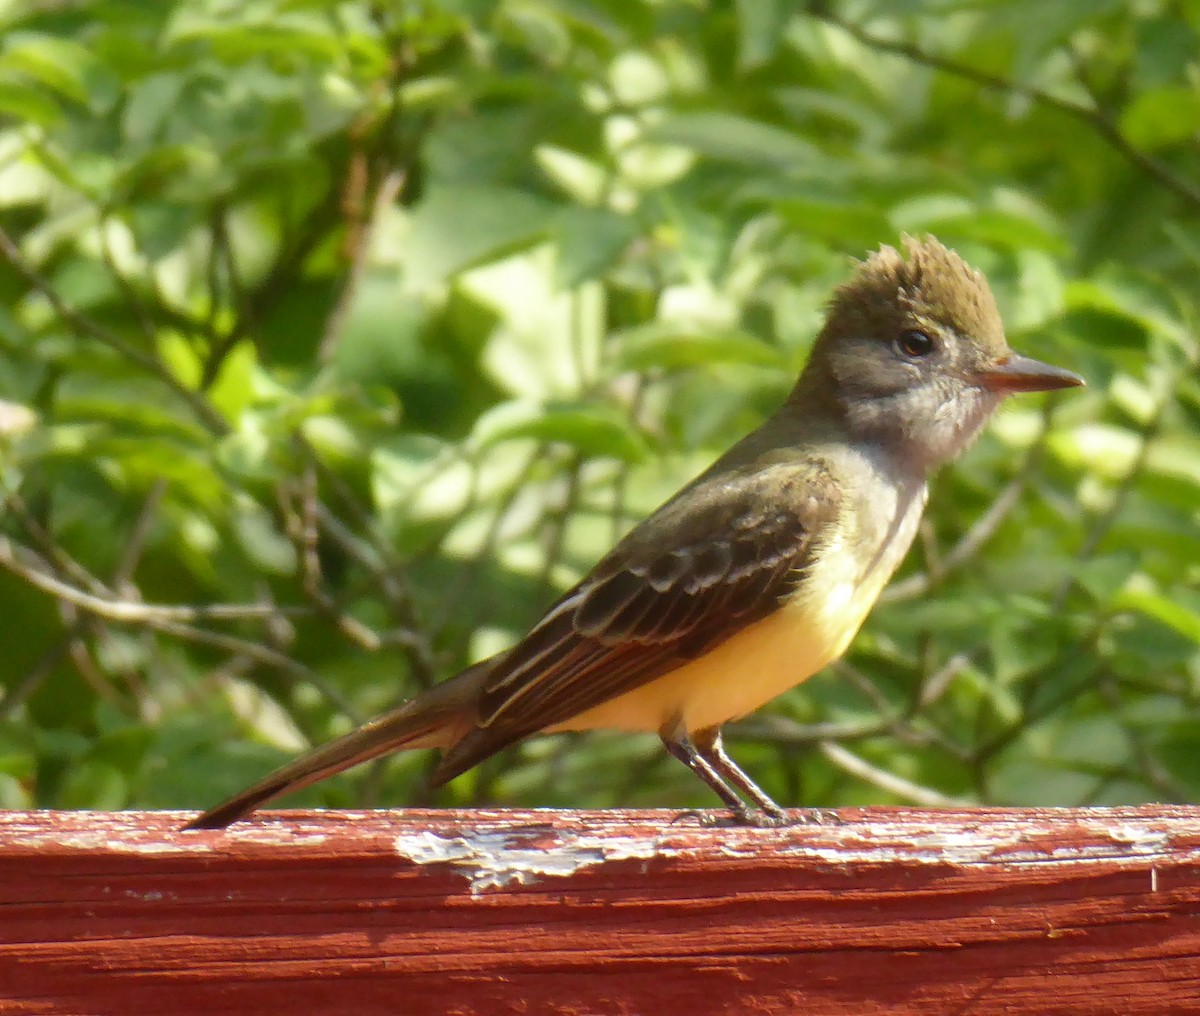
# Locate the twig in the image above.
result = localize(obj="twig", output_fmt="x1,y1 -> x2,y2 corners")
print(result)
830,659 -> 895,717
61,603 -> 123,706
535,451 -> 584,604
97,217 -> 159,344
313,502 -> 436,656
736,713 -> 892,745
0,633 -> 74,719
7,495 -> 108,594
111,480 -> 168,590
150,617 -> 357,720
318,169 -> 406,363
302,445 -> 441,688
199,206 -> 251,389
0,536 -> 311,625
0,228 -> 229,435
916,651 -> 972,710
818,12 -> 1200,211
819,739 -> 966,807
277,470 -> 383,652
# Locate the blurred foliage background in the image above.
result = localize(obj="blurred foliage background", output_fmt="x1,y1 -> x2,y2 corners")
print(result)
0,0 -> 1197,816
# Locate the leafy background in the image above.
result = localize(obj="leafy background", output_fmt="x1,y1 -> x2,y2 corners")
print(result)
0,0 -> 1197,816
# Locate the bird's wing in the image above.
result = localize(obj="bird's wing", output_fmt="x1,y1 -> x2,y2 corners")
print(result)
433,459 -> 840,783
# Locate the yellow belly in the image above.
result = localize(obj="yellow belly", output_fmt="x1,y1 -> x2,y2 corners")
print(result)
555,534 -> 894,735
548,461 -> 925,737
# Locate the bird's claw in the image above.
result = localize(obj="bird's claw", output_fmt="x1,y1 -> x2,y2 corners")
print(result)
671,807 -> 841,828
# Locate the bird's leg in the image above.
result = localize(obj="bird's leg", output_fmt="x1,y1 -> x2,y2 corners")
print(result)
693,725 -> 839,827
691,726 -> 787,820
659,719 -> 759,825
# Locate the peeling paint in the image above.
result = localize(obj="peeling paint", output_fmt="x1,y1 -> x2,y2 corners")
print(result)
123,889 -> 168,902
638,817 -> 1200,871
394,829 -> 660,893
390,816 -> 1199,892
1106,824 -> 1172,854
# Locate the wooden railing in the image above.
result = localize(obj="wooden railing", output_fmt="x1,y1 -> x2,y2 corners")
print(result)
2,807 -> 1198,1014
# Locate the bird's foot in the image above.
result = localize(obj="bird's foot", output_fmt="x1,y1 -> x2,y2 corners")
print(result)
670,808 -> 716,826
670,801 -> 845,828
672,806 -> 842,828
727,808 -> 791,829
783,807 -> 843,827
670,808 -> 780,828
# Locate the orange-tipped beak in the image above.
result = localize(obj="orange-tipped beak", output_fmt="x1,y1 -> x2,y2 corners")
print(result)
974,353 -> 1085,394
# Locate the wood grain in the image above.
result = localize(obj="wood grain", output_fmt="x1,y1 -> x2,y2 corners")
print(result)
1,807 -> 1198,1014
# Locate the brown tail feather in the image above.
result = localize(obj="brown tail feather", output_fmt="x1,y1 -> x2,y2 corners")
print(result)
184,659 -> 494,830
431,723 -> 526,789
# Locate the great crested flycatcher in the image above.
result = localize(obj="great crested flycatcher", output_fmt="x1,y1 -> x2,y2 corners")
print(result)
187,235 -> 1084,830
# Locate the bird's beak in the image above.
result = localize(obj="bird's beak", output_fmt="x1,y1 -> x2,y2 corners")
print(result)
973,353 -> 1085,394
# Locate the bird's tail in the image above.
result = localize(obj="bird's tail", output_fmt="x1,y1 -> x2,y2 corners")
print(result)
183,658 -> 494,830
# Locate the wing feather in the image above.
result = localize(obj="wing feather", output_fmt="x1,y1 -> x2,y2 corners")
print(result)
476,463 -> 840,738
432,462 -> 841,785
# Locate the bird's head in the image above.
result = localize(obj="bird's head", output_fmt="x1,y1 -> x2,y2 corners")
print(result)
797,235 -> 1083,472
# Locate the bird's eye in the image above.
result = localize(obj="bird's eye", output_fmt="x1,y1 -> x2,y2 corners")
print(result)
895,329 -> 934,358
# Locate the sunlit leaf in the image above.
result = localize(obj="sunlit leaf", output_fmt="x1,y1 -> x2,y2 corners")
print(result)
402,186 -> 555,289
610,323 -> 785,371
472,400 -> 649,463
1119,87 -> 1200,150
646,112 -> 819,167
1114,584 -> 1200,645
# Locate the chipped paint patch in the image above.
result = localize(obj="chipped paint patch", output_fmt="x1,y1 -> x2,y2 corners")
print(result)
122,888 -> 174,902
764,818 -> 1195,869
394,829 -> 659,893
1106,824 -> 1172,855
389,812 -> 1200,890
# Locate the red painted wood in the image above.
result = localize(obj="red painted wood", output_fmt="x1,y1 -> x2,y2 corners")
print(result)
0,807 -> 1198,1014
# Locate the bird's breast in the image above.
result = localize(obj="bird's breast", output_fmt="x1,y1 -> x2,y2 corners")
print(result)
784,496 -> 920,663
556,479 -> 926,736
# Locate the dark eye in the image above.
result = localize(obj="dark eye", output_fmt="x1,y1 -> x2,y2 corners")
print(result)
895,329 -> 934,358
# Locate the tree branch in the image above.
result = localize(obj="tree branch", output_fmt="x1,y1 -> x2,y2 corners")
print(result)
0,228 -> 229,435
818,12 -> 1200,211
0,536 -> 310,626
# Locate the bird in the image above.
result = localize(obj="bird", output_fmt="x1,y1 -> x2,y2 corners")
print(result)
186,235 -> 1084,830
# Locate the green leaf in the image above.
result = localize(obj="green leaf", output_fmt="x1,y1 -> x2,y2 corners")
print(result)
1147,437 -> 1200,489
1113,585 -> 1200,645
552,207 -> 638,288
1154,720 -> 1200,795
1119,87 -> 1200,150
164,11 -> 346,64
472,400 -> 649,462
536,144 -> 609,205
402,186 -> 555,289
889,194 -> 976,231
1057,307 -> 1148,350
0,33 -> 105,107
1048,423 -> 1138,479
231,497 -> 297,575
610,323 -> 785,372
609,50 -> 670,107
735,0 -> 789,69
58,761 -> 128,810
774,195 -> 891,246
646,112 -> 819,168
0,78 -> 62,125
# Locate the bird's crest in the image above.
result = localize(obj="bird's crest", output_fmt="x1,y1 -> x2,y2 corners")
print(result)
830,235 -> 1006,351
